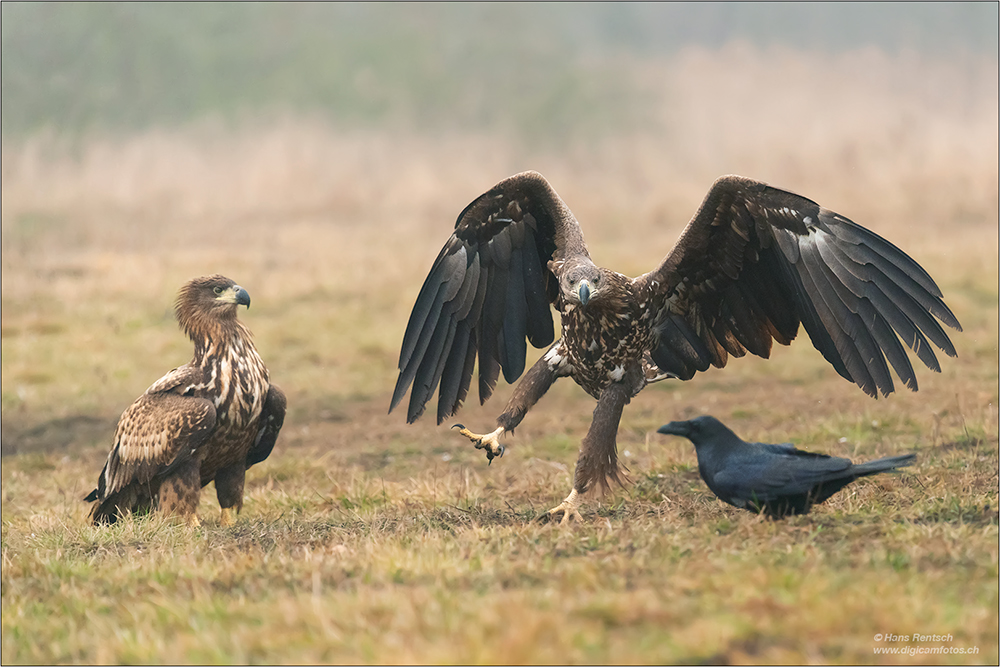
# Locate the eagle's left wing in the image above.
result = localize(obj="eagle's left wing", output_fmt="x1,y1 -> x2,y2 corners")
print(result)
245,384 -> 287,468
635,175 -> 961,397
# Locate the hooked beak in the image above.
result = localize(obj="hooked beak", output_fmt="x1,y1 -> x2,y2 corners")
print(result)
234,286 -> 251,309
578,279 -> 591,306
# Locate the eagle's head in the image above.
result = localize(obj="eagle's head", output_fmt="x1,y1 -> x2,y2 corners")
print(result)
175,274 -> 251,340
559,258 -> 605,307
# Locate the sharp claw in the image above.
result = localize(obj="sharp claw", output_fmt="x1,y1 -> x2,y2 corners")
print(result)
453,425 -> 504,464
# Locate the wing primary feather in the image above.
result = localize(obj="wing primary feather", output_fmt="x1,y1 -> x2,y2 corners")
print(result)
771,239 -> 854,386
390,280 -> 448,414
457,325 -> 479,409
479,244 -> 509,399
805,239 -> 895,395
824,237 -> 955,357
860,299 -> 918,390
452,252 -> 481,320
820,240 -> 944,371
815,234 -> 921,389
836,240 -> 961,336
521,224 -> 556,347
408,306 -> 459,423
478,332 -> 501,404
752,251 -> 801,344
501,241 -> 528,382
397,244 -> 464,371
825,214 -> 950,301
407,260 -> 475,421
438,320 -> 474,423
795,238 -> 882,395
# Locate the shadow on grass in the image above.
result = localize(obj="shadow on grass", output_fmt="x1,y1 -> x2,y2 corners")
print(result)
0,414 -> 114,457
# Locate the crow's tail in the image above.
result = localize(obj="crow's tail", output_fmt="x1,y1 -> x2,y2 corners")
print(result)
852,453 -> 916,477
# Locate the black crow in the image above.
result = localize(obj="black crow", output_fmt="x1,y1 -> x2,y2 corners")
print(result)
657,416 -> 915,517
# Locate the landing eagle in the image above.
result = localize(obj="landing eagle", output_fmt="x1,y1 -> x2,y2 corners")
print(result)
390,172 -> 960,522
86,275 -> 286,526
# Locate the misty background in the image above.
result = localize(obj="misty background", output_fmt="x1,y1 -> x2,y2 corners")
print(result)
2,2 -> 997,436
3,3 -> 997,140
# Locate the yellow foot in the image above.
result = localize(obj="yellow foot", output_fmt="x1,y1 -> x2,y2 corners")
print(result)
220,507 -> 236,527
187,513 -> 201,528
452,424 -> 506,464
542,489 -> 583,525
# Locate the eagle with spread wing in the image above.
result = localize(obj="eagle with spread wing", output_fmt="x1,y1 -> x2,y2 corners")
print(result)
85,275 -> 286,526
390,171 -> 960,523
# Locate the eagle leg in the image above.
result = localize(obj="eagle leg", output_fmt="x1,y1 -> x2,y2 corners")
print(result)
452,352 -> 563,464
452,425 -> 506,463
157,457 -> 202,525
542,376 -> 635,525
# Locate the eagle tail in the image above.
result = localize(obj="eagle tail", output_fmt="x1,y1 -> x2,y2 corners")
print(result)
87,486 -> 152,525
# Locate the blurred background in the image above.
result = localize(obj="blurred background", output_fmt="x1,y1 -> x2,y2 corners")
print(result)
3,3 -> 997,137
2,3 -> 998,454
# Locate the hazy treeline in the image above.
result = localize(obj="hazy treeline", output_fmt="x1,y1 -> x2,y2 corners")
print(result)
2,3 -> 997,138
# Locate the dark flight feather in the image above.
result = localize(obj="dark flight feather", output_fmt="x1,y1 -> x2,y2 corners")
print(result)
391,172 -> 959,502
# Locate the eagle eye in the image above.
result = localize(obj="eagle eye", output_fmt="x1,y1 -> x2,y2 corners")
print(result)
213,286 -> 224,295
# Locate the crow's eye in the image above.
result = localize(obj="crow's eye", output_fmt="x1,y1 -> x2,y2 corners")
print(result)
213,286 -> 224,295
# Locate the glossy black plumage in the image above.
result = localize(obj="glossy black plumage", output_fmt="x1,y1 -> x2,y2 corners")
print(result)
658,416 -> 916,516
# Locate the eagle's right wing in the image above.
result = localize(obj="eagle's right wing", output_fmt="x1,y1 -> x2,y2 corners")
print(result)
390,171 -> 590,424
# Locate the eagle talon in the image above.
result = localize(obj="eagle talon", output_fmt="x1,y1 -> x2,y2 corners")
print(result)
485,443 -> 505,465
452,424 -> 506,463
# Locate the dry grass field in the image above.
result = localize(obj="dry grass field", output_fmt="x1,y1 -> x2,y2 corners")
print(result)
2,48 -> 998,664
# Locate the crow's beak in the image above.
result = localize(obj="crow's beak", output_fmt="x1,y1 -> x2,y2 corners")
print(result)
657,421 -> 689,436
578,279 -> 591,306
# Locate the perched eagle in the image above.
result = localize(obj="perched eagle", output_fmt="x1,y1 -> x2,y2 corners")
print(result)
390,171 -> 960,523
85,275 -> 286,526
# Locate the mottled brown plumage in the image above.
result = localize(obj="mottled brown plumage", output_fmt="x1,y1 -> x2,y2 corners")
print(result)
391,171 -> 960,523
85,275 -> 286,525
